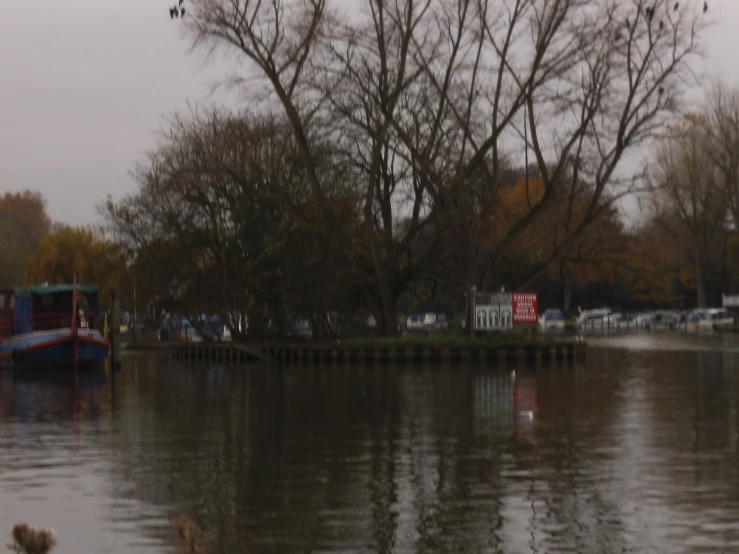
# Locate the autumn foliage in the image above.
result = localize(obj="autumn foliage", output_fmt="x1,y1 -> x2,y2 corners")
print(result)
0,191 -> 52,287
25,226 -> 131,309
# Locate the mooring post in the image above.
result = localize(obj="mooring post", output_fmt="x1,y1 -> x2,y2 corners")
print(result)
110,289 -> 122,371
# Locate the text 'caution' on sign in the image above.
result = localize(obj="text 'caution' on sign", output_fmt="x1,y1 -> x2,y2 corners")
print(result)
512,292 -> 538,324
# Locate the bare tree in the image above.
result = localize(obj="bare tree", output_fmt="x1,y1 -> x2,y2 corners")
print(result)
318,0 -> 446,333
647,114 -> 727,308
386,0 -> 706,292
703,83 -> 739,228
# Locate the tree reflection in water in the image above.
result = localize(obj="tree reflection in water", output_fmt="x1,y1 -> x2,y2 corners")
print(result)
105,356 -> 633,553
0,369 -> 109,423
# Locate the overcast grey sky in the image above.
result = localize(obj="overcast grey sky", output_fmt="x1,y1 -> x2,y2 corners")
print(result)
1,0 -> 738,227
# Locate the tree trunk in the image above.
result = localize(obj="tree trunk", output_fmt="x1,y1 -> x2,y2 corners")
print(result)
563,278 -> 574,317
312,310 -> 331,340
463,246 -> 484,334
695,260 -> 706,308
247,302 -> 270,340
363,227 -> 399,337
380,296 -> 398,337
323,312 -> 338,339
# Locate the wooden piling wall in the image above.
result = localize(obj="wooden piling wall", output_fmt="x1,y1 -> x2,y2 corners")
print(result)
168,339 -> 587,367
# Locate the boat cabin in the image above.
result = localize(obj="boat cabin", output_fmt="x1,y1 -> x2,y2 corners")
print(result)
0,284 -> 101,337
0,289 -> 16,338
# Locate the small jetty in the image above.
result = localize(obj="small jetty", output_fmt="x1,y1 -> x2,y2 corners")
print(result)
130,341 -> 268,363
164,337 -> 586,367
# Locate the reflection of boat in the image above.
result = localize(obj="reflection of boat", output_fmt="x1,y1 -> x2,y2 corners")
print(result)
11,369 -> 108,386
0,284 -> 109,369
0,369 -> 108,422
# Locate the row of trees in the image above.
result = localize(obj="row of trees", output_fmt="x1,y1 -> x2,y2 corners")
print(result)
0,191 -> 132,309
98,0 -> 709,336
97,104 -> 724,338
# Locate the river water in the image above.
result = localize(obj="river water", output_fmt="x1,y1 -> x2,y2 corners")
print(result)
0,334 -> 738,553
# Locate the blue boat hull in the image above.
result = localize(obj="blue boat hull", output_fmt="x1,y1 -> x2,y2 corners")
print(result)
0,328 -> 109,369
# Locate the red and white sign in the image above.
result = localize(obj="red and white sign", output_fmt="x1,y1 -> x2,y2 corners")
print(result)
512,292 -> 538,323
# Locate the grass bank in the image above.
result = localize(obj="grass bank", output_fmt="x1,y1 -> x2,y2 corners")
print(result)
313,332 -> 574,348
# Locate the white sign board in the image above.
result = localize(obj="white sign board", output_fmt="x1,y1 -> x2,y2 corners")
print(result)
474,292 -> 513,331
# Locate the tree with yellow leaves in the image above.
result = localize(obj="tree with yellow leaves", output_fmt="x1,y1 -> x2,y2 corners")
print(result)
0,191 -> 52,287
490,173 -> 629,314
26,226 -> 131,310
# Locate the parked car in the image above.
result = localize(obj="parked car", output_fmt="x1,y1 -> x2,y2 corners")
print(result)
706,308 -> 735,329
685,308 -> 734,331
288,319 -> 313,338
538,309 -> 565,332
605,313 -> 637,329
406,314 -> 425,331
159,314 -> 231,342
644,311 -> 679,329
576,308 -> 612,328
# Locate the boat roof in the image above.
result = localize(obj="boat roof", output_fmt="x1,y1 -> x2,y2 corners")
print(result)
14,284 -> 100,298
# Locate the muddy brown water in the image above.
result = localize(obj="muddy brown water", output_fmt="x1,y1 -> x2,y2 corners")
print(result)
0,334 -> 738,553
